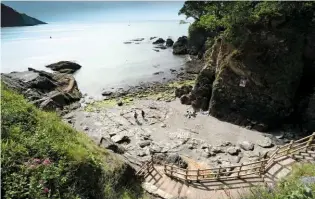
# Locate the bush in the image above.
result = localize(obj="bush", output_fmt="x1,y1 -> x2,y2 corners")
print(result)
244,163 -> 315,199
1,85 -> 145,199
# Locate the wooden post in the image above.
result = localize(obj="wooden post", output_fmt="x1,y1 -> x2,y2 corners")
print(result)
147,162 -> 150,173
185,169 -> 188,181
287,140 -> 294,155
164,164 -> 166,173
259,161 -> 265,177
197,169 -> 200,182
217,166 -> 221,179
238,163 -> 243,178
306,132 -> 315,149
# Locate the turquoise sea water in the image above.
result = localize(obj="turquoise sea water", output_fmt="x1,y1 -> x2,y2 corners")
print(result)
1,21 -> 189,96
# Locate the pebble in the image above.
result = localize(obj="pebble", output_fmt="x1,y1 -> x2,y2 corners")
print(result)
161,123 -> 167,128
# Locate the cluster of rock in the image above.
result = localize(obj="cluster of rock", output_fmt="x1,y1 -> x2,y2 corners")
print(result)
152,37 -> 174,52
1,61 -> 82,113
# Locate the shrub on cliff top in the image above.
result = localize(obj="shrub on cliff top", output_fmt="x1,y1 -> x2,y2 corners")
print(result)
244,163 -> 315,199
179,1 -> 315,46
1,85 -> 144,199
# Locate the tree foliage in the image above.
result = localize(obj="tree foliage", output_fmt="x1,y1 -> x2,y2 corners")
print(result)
179,1 -> 315,46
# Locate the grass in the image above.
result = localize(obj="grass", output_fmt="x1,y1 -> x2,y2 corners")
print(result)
1,85 -> 147,199
243,163 -> 315,199
85,79 -> 196,111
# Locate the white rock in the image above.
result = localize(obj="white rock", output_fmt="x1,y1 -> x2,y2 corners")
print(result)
239,141 -> 254,151
257,137 -> 273,148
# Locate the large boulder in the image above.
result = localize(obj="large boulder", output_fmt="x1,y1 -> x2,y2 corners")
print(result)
166,38 -> 174,47
46,61 -> 82,74
175,85 -> 192,98
173,36 -> 188,55
1,67 -> 82,112
180,95 -> 191,105
152,38 -> 165,44
166,153 -> 188,169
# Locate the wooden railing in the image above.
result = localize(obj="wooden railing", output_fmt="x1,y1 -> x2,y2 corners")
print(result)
163,132 -> 315,182
135,157 -> 154,177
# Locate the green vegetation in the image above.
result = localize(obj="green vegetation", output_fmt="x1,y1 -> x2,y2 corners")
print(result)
85,79 -> 196,110
245,163 -> 315,199
179,1 -> 315,46
1,85 -> 146,199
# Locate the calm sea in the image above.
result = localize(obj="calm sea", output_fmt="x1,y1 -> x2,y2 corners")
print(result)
1,21 -> 189,96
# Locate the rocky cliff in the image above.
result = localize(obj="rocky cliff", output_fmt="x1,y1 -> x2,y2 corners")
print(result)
1,3 -> 46,27
186,3 -> 315,133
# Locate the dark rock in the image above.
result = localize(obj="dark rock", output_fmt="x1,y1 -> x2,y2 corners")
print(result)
207,33 -> 304,131
139,141 -> 151,148
153,49 -> 160,52
166,153 -> 188,169
150,36 -> 157,40
154,44 -> 167,50
166,38 -> 174,47
131,38 -> 144,41
220,141 -> 232,147
175,85 -> 192,98
45,61 -> 82,74
211,147 -> 223,154
153,71 -> 164,75
117,101 -> 123,106
111,134 -> 130,143
180,95 -> 191,105
101,91 -> 113,96
227,147 -> 241,156
123,42 -> 132,44
99,137 -> 125,154
173,36 -> 188,55
1,3 -> 46,27
1,69 -> 82,112
170,69 -> 177,73
153,38 -> 165,44
187,25 -> 217,56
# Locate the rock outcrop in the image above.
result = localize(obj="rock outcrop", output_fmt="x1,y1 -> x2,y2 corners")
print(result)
1,3 -> 46,27
187,25 -> 217,57
46,61 -> 82,74
166,38 -> 174,47
190,19 -> 314,131
173,36 -> 188,55
153,38 -> 165,44
1,67 -> 82,112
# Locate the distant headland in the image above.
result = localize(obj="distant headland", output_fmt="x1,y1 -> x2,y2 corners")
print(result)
1,3 -> 46,27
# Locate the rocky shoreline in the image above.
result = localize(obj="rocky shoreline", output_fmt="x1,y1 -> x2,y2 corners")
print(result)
1,35 -> 307,176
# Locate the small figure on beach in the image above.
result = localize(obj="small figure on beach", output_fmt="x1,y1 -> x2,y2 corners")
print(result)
134,111 -> 138,120
50,36 -> 52,39
141,110 -> 145,119
186,110 -> 191,119
191,110 -> 197,118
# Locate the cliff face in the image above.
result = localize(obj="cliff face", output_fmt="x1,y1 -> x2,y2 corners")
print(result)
1,3 -> 46,27
191,16 -> 315,132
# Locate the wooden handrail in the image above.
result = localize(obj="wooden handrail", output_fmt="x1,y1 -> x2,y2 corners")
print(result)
162,133 -> 315,182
